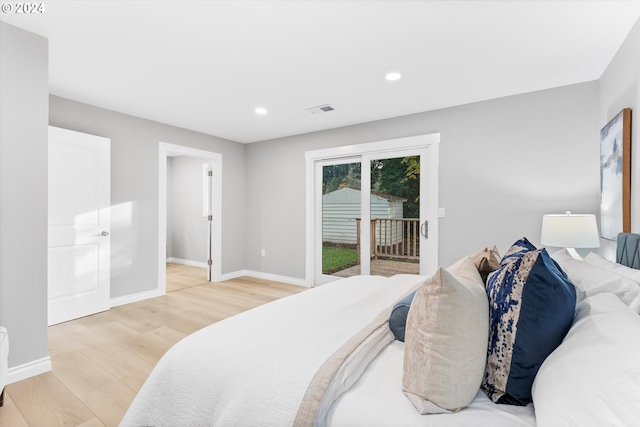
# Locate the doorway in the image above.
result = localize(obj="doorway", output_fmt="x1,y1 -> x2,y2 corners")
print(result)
158,143 -> 222,293
306,134 -> 439,286
166,156 -> 211,290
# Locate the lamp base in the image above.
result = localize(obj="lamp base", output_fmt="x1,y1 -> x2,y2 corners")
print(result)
566,247 -> 582,260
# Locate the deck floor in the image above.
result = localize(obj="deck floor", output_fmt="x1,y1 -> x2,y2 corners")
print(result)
330,259 -> 420,278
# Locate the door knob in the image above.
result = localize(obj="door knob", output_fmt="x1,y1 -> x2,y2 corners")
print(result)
95,231 -> 109,237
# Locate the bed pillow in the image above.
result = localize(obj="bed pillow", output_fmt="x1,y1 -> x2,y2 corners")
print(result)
389,290 -> 416,341
552,249 -> 640,313
532,293 -> 640,427
500,237 -> 536,264
470,244 -> 501,283
390,244 -> 499,341
584,251 -> 640,283
403,257 -> 489,414
482,247 -> 576,406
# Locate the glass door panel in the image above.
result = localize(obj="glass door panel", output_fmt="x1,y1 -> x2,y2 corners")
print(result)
321,161 -> 362,279
369,155 -> 421,277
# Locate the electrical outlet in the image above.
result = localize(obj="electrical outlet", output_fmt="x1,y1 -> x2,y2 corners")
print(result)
261,249 -> 266,257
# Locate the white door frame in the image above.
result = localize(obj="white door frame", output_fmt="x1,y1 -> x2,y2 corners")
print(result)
158,142 -> 222,291
305,133 -> 440,286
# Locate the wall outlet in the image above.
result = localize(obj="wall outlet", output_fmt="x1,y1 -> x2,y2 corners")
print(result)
261,249 -> 266,257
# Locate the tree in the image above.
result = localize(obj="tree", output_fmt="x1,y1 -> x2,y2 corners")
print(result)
322,163 -> 361,194
322,157 -> 420,219
371,156 -> 420,218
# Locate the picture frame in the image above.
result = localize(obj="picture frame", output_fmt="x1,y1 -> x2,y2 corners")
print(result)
600,108 -> 631,240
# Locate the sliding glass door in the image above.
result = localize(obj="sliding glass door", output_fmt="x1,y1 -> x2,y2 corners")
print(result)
307,135 -> 439,286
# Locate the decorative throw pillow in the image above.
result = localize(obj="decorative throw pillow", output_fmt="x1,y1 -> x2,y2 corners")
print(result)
403,257 -> 489,413
482,247 -> 576,406
390,244 -> 500,341
389,290 -> 416,341
532,293 -> 640,427
470,245 -> 501,283
500,237 -> 536,264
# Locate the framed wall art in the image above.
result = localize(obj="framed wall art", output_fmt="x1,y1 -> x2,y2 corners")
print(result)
600,108 -> 631,240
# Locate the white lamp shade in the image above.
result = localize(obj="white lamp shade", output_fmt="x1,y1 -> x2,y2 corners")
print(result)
541,213 -> 600,248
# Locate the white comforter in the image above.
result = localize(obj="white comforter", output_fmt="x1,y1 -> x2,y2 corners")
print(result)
327,341 -> 536,427
120,274 -> 424,427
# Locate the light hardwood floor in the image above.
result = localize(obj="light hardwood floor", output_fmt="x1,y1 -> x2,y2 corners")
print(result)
0,264 -> 305,427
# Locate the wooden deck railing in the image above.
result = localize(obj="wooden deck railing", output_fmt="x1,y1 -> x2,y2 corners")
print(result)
356,218 -> 420,262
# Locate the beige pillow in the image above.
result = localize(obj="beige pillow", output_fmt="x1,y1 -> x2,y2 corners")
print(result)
470,245 -> 501,283
402,257 -> 489,413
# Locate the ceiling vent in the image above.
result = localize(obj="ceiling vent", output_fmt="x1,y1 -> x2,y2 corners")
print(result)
305,104 -> 335,115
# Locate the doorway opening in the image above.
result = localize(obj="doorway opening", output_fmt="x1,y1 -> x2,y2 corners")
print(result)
158,143 -> 222,294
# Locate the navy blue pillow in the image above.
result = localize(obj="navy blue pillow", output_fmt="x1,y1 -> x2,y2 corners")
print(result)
482,247 -> 576,406
500,236 -> 537,264
389,290 -> 416,341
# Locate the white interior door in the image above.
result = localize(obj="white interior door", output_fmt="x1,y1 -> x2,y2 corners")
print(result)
48,126 -> 110,325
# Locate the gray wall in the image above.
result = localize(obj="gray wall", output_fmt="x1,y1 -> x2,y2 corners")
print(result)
246,81 -> 600,279
598,18 -> 640,259
4,15 -> 640,379
167,156 -> 209,264
0,22 -> 49,369
50,96 -> 246,298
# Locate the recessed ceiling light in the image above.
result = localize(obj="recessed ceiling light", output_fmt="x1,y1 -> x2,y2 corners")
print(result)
255,107 -> 268,115
385,72 -> 402,81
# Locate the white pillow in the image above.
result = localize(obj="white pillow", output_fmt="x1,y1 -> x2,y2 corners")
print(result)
584,251 -> 640,284
551,249 -> 640,312
402,257 -> 489,414
532,293 -> 640,427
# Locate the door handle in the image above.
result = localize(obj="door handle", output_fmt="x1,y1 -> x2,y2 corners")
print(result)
420,220 -> 428,239
95,231 -> 109,237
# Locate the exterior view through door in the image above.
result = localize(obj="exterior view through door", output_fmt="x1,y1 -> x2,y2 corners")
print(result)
322,155 -> 423,278
307,134 -> 439,286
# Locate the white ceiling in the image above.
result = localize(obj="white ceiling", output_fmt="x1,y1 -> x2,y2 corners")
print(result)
3,1 -> 640,143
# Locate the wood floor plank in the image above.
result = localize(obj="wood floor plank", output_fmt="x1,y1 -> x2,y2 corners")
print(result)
50,351 -> 121,401
2,264 -> 305,426
142,325 -> 187,348
77,417 -> 107,427
92,349 -> 154,392
112,334 -> 172,365
49,322 -> 113,353
82,382 -> 137,427
6,372 -> 95,427
0,392 -> 29,427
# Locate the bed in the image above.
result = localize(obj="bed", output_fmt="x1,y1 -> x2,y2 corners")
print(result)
120,233 -> 640,427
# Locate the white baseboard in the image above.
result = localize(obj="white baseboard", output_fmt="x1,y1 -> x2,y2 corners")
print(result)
7,356 -> 51,385
167,257 -> 208,269
110,288 -> 165,308
221,270 -> 308,287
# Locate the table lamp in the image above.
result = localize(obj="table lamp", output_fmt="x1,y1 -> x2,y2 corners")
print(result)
540,211 -> 600,259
